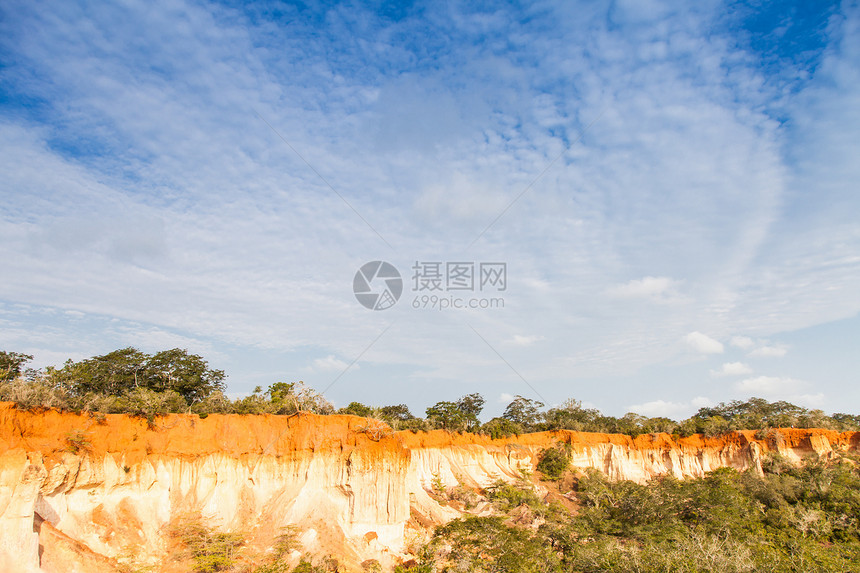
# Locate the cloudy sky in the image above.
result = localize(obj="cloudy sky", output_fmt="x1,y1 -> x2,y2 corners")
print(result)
2,0 -> 858,420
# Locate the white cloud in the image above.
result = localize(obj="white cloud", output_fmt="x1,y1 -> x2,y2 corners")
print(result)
313,355 -> 354,372
710,362 -> 753,377
498,393 -> 515,403
735,375 -> 805,395
506,334 -> 544,346
683,332 -> 724,354
627,400 -> 685,417
788,393 -> 826,408
627,396 -> 712,418
608,276 -> 683,302
748,345 -> 788,358
730,336 -> 755,350
732,377 -> 824,408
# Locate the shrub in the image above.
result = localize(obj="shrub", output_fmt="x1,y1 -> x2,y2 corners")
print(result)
339,401 -> 374,417
430,472 -> 445,495
64,429 -> 92,454
356,419 -> 393,441
449,485 -> 479,510
170,516 -> 244,573
116,388 -> 187,421
191,391 -> 233,416
486,480 -> 542,511
430,516 -> 563,573
0,376 -> 74,411
397,418 -> 431,433
536,443 -> 571,480
480,417 -> 522,439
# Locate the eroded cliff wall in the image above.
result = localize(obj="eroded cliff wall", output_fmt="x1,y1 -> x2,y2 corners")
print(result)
1,402 -> 857,572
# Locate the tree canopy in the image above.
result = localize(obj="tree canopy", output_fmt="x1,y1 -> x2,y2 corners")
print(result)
0,351 -> 33,381
46,347 -> 225,405
3,347 -> 860,437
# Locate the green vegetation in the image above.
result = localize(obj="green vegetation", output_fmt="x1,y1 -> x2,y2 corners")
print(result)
486,480 -> 543,512
170,516 -> 245,573
0,348 -> 332,419
3,348 -> 860,440
536,443 -> 571,480
64,429 -> 92,454
0,351 -> 34,381
425,393 -> 485,431
413,453 -> 860,572
6,348 -> 860,571
431,516 -> 562,573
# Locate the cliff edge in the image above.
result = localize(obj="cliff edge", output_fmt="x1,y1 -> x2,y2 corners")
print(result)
1,402 -> 856,572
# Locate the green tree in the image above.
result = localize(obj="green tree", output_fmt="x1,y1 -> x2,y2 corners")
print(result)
380,404 -> 414,422
426,401 -> 469,431
431,516 -> 563,573
46,347 -> 225,407
536,443 -> 571,480
339,401 -> 374,418
456,393 -> 485,431
542,398 -> 602,431
502,395 -> 544,429
641,416 -> 678,434
267,382 -> 295,404
480,417 -> 522,438
146,348 -> 226,405
0,351 -> 33,381
831,413 -> 860,430
55,347 -> 149,395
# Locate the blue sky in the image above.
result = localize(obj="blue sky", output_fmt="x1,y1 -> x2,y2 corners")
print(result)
1,0 -> 859,420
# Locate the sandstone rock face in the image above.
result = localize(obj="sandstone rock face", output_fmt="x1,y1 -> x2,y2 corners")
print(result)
1,403 -> 856,572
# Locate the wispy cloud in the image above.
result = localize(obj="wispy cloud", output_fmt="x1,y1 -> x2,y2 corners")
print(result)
683,332 -> 724,355
732,376 -> 824,409
627,396 -> 712,419
0,0 -> 857,416
749,345 -> 788,358
730,336 -> 755,350
735,376 -> 805,395
608,276 -> 684,303
313,355 -> 354,373
710,362 -> 753,377
506,334 -> 545,347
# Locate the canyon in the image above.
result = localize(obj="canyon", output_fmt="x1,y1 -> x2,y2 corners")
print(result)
1,402 -> 856,572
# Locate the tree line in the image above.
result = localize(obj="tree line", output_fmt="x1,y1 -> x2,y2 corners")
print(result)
2,349 -> 859,435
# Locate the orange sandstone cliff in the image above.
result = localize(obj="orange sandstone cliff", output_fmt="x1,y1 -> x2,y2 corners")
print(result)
0,402 -> 857,572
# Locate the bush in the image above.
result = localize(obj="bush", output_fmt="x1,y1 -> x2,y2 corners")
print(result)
0,351 -> 33,381
405,454 -> 860,573
170,516 -> 244,573
486,480 -> 543,511
191,391 -> 233,416
430,516 -> 563,573
116,388 -> 187,419
480,417 -> 522,439
0,375 -> 74,411
536,443 -> 571,480
64,430 -> 92,454
397,418 -> 431,433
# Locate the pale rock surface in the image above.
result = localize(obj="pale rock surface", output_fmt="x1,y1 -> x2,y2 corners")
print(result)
1,403 -> 856,572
